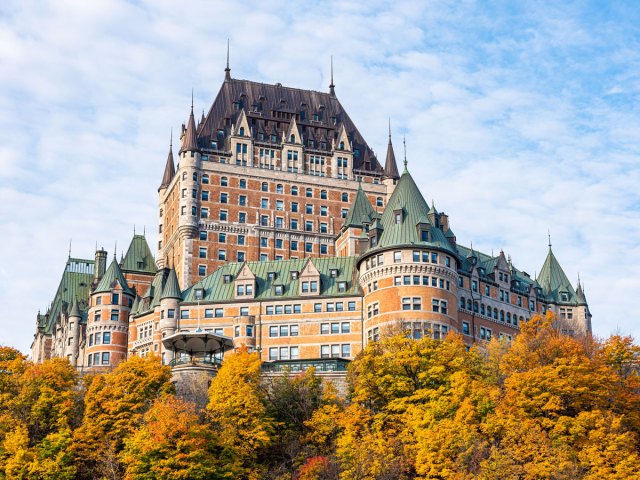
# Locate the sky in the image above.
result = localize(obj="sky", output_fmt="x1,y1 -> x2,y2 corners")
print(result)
1,0 -> 639,353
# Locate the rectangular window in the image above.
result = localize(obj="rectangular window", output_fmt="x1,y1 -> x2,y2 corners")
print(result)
314,303 -> 322,313
269,326 -> 278,337
462,321 -> 470,335
110,310 -> 119,321
269,347 -> 278,361
321,345 -> 330,358
341,322 -> 351,333
215,308 -> 223,317
95,332 -> 102,345
341,344 -> 351,358
219,210 -> 227,221
198,265 -> 206,276
112,293 -> 119,305
290,325 -> 299,336
103,332 -> 111,344
101,352 -> 110,365
394,251 -> 402,263
431,252 -> 438,263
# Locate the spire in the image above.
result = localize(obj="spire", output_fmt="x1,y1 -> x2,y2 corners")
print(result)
403,136 -> 408,172
548,229 -> 552,249
159,129 -> 176,190
329,55 -> 335,97
538,246 -> 577,303
225,38 -> 231,81
383,119 -> 400,179
342,183 -> 378,230
179,99 -> 199,154
94,258 -> 133,295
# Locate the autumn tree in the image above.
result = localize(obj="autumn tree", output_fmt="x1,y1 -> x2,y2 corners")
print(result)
73,355 -> 173,480
206,346 -> 276,479
121,394 -> 228,479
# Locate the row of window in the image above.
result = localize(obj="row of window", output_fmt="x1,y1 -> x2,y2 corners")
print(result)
188,300 -> 358,320
364,251 -> 451,269
193,207 -> 348,228
208,176 -> 360,202
459,298 -> 523,325
87,352 -> 110,366
401,297 -> 449,314
93,310 -> 120,322
391,275 -> 451,290
404,322 -> 449,340
88,332 -> 111,346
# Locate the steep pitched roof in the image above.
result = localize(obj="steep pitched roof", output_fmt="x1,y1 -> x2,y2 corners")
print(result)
538,247 -> 578,304
384,132 -> 399,179
179,107 -> 199,154
37,258 -> 94,334
160,268 -> 182,300
181,257 -> 359,303
342,185 -> 378,230
575,282 -> 588,305
69,298 -> 81,318
196,78 -> 382,173
373,170 -> 457,256
94,258 -> 133,295
158,143 -> 175,190
121,235 -> 156,274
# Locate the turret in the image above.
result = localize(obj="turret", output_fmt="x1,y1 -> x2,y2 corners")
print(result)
159,267 -> 181,364
68,298 -> 82,367
382,120 -> 400,196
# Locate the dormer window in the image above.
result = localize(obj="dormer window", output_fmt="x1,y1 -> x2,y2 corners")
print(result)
223,274 -> 232,284
274,284 -> 284,296
561,292 -> 569,302
339,141 -> 345,150
337,281 -> 347,292
420,229 -> 429,242
394,210 -> 403,224
290,134 -> 295,143
239,127 -> 245,136
330,268 -> 339,278
267,272 -> 276,281
290,271 -> 299,280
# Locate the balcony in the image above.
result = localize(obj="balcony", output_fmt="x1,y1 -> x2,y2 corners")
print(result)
261,358 -> 350,373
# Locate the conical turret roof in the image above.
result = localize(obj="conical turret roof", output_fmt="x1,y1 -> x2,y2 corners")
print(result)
69,298 -> 81,318
575,281 -> 588,305
384,128 -> 399,179
160,267 -> 182,300
179,107 -> 198,154
94,258 -> 133,295
374,170 -> 457,256
538,247 -> 577,304
342,184 -> 378,230
159,142 -> 175,191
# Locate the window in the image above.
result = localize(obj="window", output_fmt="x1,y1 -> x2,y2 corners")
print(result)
462,321 -> 470,335
261,215 -> 268,226
199,231 -> 207,241
291,186 -> 298,195
305,242 -> 312,253
395,212 -> 402,224
110,310 -> 119,321
431,252 -> 438,263
394,251 -> 402,263
341,322 -> 351,333
341,344 -> 351,358
261,182 -> 268,192
112,293 -> 119,305
342,192 -> 348,202
219,210 -> 227,221
239,179 -> 246,188
215,308 -> 223,317
103,332 -> 111,344
221,176 -> 228,186
276,184 -> 283,194
337,281 -> 347,292
101,352 -> 110,365
202,174 -> 209,184
313,303 -> 321,313
181,310 -> 189,319
341,208 -> 348,218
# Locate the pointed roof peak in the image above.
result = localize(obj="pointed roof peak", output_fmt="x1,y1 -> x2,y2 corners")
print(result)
538,246 -> 577,304
342,185 -> 377,230
94,258 -> 133,294
161,267 -> 182,300
179,101 -> 199,154
159,130 -> 176,190
384,119 -> 399,179
122,234 -> 156,274
69,297 -> 81,318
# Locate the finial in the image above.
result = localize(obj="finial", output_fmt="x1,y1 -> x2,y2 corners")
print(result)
329,55 -> 335,96
114,240 -> 117,259
68,239 -> 72,259
225,39 -> 231,80
170,127 -> 173,148
548,229 -> 552,248
388,118 -> 391,140
133,224 -> 136,235
191,88 -> 194,111
143,225 -> 146,236
403,136 -> 408,170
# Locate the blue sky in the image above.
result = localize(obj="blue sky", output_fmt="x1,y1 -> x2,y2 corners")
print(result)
1,0 -> 639,353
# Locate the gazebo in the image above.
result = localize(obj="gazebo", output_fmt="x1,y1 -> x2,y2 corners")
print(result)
162,330 -> 234,368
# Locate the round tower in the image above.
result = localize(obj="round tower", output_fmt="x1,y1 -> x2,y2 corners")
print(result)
357,167 -> 459,343
68,298 -> 82,367
85,258 -> 134,369
159,267 -> 182,364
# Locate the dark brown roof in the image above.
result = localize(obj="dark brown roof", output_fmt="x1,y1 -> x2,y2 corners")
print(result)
384,135 -> 399,179
196,77 -> 382,173
159,143 -> 175,190
180,108 -> 198,154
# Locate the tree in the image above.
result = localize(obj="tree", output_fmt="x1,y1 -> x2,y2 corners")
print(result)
206,347 -> 276,479
121,394 -> 228,479
73,355 -> 173,479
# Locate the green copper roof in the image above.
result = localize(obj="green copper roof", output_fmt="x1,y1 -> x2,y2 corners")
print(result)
69,298 -> 81,318
38,258 -> 94,334
373,170 -> 457,256
121,235 -> 156,274
538,247 -> 578,304
160,268 -> 182,300
94,258 -> 133,295
342,185 -> 378,230
181,257 -> 359,303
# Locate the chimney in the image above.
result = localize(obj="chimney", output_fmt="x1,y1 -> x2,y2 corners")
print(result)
94,248 -> 107,282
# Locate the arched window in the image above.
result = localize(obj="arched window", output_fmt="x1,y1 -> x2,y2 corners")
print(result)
500,310 -> 505,322
506,312 -> 511,324
276,184 -> 283,194
467,299 -> 472,310
320,190 -> 327,199
239,127 -> 245,136
341,192 -> 348,202
339,141 -> 344,150
473,302 -> 479,313
182,172 -> 187,180
290,134 -> 295,143
460,297 -> 465,309
493,308 -> 498,320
